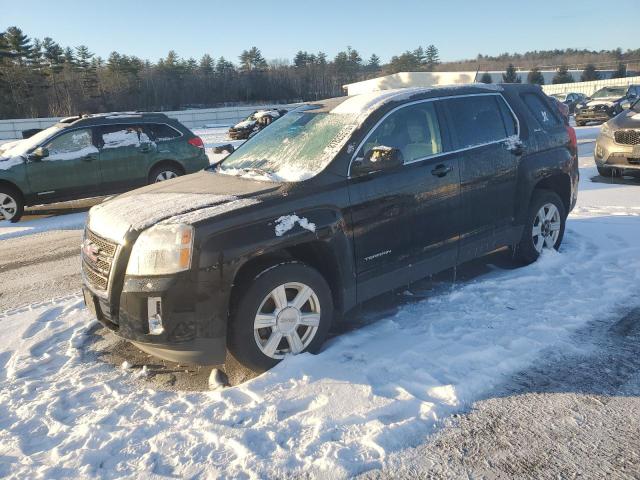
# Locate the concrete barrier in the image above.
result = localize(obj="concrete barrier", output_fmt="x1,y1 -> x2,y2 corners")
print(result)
542,76 -> 640,97
0,103 -> 302,141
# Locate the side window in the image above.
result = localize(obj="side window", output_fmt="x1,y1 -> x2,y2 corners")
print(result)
44,128 -> 95,160
521,93 -> 562,129
147,123 -> 181,142
446,95 -> 509,148
98,124 -> 150,149
497,97 -> 517,137
358,101 -> 443,163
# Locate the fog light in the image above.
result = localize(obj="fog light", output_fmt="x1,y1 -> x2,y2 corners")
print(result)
147,297 -> 164,335
595,144 -> 604,159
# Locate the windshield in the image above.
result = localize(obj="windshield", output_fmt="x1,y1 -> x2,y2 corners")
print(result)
591,87 -> 626,99
218,109 -> 357,182
0,125 -> 64,158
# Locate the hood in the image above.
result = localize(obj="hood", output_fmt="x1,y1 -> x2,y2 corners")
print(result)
88,170 -> 280,242
584,98 -> 617,107
610,109 -> 640,129
0,153 -> 24,171
232,119 -> 256,130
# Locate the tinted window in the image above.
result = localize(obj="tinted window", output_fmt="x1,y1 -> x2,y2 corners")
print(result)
97,124 -> 150,149
521,93 -> 562,129
147,123 -> 181,141
446,95 -> 509,148
358,101 -> 443,163
44,128 -> 95,160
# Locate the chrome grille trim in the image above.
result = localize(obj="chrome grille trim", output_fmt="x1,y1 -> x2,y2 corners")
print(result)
82,228 -> 119,291
614,129 -> 640,146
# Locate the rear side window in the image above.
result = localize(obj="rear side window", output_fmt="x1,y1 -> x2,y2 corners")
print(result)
521,93 -> 562,129
147,123 -> 182,141
97,124 -> 150,149
445,95 -> 510,148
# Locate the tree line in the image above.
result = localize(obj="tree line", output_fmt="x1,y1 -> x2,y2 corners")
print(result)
0,25 -> 638,120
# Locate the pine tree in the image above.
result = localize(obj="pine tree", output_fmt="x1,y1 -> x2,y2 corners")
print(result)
199,54 -> 215,75
4,26 -> 32,64
42,37 -> 64,72
75,45 -> 93,70
63,47 -> 76,66
611,62 -> 627,79
425,45 -> 439,71
479,72 -> 493,84
413,47 -> 425,65
580,64 -> 600,82
502,64 -> 521,83
527,67 -> 545,85
239,47 -> 266,71
552,65 -> 574,84
367,54 -> 381,72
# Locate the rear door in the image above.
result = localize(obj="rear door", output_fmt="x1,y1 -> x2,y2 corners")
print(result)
442,94 -> 520,262
347,100 -> 462,300
26,127 -> 100,201
95,124 -> 155,193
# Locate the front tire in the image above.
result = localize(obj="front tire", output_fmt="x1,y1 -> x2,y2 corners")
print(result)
228,262 -> 333,373
0,186 -> 24,223
597,166 -> 616,177
514,190 -> 566,265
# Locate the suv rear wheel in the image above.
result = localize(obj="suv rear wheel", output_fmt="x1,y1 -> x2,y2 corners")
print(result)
150,164 -> 183,184
514,190 -> 566,265
228,262 -> 333,373
0,186 -> 24,223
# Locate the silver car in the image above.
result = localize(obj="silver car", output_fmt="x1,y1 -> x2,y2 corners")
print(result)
594,99 -> 640,177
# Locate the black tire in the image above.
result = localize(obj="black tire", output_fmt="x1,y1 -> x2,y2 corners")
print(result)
597,166 -> 615,177
0,185 -> 24,223
513,190 -> 566,265
149,164 -> 183,184
228,262 -> 333,373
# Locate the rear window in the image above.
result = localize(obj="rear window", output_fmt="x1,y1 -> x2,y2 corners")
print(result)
445,95 -> 511,148
97,124 -> 150,149
521,93 -> 562,129
146,123 -> 182,141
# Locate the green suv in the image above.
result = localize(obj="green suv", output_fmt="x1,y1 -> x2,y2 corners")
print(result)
0,112 -> 209,222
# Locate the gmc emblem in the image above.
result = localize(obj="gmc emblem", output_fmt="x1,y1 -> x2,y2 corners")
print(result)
82,239 -> 101,263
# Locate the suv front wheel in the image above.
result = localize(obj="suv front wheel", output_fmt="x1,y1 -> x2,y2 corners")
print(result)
228,262 -> 333,373
0,186 -> 24,223
514,190 -> 566,265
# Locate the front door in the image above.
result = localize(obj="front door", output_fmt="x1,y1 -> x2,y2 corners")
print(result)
26,127 -> 100,202
347,100 -> 461,301
95,124 -> 155,193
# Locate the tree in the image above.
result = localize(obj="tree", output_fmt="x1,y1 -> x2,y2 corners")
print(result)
527,67 -> 545,85
63,47 -> 76,66
502,64 -> 521,83
239,47 -> 267,71
367,54 -> 381,72
4,26 -> 32,64
199,54 -> 215,75
75,45 -> 93,70
425,45 -> 439,71
386,51 -> 420,74
479,72 -> 493,84
611,62 -> 627,79
580,63 -> 600,82
552,65 -> 574,84
413,46 -> 425,65
42,37 -> 64,71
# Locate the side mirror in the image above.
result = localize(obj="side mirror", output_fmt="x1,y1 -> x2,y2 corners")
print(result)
213,143 -> 235,155
29,147 -> 49,161
352,146 -> 404,176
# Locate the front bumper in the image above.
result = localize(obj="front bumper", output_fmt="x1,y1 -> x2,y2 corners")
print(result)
83,268 -> 229,366
594,134 -> 640,170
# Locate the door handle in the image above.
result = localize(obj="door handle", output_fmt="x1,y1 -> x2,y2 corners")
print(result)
431,164 -> 452,177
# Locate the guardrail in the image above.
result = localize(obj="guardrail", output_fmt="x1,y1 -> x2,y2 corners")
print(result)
0,103 -> 302,141
542,76 -> 640,97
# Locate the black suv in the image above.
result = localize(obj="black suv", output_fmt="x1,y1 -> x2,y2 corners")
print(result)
82,84 -> 578,373
574,85 -> 640,126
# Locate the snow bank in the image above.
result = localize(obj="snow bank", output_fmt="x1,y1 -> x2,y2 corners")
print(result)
0,212 -> 87,240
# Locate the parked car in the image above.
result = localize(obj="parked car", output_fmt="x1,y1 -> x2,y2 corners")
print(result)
550,92 -> 587,114
228,109 -> 287,140
0,112 -> 208,223
574,85 -> 640,126
594,97 -> 640,177
82,84 -> 578,373
548,95 -> 570,121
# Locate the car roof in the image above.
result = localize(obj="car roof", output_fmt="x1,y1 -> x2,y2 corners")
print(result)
57,112 -> 173,128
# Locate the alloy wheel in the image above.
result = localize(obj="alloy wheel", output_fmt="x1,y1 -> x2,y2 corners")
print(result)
532,202 -> 561,253
155,171 -> 178,182
253,282 -> 321,359
0,193 -> 18,221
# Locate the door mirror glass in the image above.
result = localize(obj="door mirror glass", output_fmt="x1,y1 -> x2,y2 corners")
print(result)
30,146 -> 49,161
352,146 -> 403,175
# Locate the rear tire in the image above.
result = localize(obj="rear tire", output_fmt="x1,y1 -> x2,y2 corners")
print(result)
597,166 -> 615,177
513,190 -> 566,265
149,164 -> 183,184
0,186 -> 24,223
228,262 -> 333,373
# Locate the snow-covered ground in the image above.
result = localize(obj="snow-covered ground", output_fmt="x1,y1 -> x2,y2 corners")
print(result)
193,126 -> 245,164
2,126 -> 640,478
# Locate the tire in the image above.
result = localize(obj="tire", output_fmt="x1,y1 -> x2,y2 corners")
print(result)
149,164 -> 183,184
597,166 -> 615,177
228,262 -> 333,373
513,190 -> 566,265
0,186 -> 24,223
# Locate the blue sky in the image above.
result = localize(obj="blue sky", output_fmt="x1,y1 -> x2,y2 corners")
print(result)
2,0 -> 638,64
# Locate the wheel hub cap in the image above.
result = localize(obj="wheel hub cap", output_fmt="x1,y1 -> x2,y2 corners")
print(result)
276,307 -> 300,334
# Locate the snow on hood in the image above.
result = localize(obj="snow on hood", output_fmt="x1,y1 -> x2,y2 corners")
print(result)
0,154 -> 24,170
233,119 -> 257,129
254,110 -> 280,119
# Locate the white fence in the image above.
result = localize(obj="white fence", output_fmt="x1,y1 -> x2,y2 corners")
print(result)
542,76 -> 640,97
0,103 -> 301,141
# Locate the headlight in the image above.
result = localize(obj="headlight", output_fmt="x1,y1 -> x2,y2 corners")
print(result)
126,224 -> 194,275
600,122 -> 614,139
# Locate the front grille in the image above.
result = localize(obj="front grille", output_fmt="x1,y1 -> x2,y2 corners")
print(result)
82,229 -> 118,291
615,130 -> 640,146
